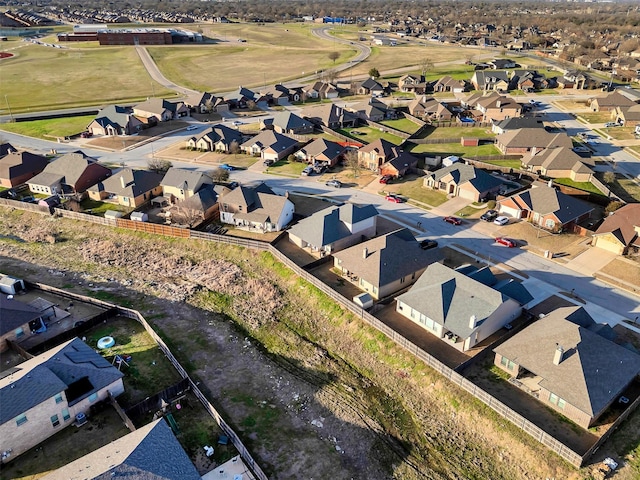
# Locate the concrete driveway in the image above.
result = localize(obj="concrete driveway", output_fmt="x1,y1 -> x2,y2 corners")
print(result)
430,196 -> 470,217
566,247 -> 618,276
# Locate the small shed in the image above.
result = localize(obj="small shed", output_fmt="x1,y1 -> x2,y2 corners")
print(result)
104,210 -> 124,220
461,137 -> 479,147
130,211 -> 148,222
442,155 -> 461,167
0,274 -> 25,295
353,292 -> 374,309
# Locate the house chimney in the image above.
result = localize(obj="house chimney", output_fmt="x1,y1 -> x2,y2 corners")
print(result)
468,315 -> 477,329
531,146 -> 537,157
548,179 -> 554,188
496,100 -> 501,108
120,176 -> 125,189
363,247 -> 368,259
553,344 -> 564,365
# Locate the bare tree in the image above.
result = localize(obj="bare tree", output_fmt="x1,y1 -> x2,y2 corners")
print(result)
148,158 -> 173,174
603,171 -> 616,185
207,167 -> 230,183
229,140 -> 240,159
328,51 -> 340,64
419,57 -> 434,78
203,97 -> 215,114
344,150 -> 361,178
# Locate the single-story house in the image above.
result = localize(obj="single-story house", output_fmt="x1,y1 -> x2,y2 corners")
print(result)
219,183 -> 294,232
491,116 -> 545,135
591,203 -> 640,255
493,306 -> 640,429
333,228 -> 443,300
614,104 -> 640,127
495,128 -> 573,155
588,91 -> 635,112
0,151 -> 49,188
396,262 -> 526,352
408,97 -> 453,121
263,111 -> 314,135
27,151 -> 111,195
424,163 -> 503,201
303,81 -> 339,100
0,338 -> 124,460
133,98 -> 188,122
354,77 -> 386,97
522,147 -> 594,182
433,75 -> 466,93
87,105 -> 143,136
497,184 -> 594,231
302,104 -> 357,129
87,168 -> 164,208
288,203 -> 378,254
182,91 -> 228,113
294,138 -> 345,167
186,125 -> 243,152
240,130 -> 299,161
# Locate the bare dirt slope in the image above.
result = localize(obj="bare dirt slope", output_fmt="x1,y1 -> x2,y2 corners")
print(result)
1,209 -> 638,479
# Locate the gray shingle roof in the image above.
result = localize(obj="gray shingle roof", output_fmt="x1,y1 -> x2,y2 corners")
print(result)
0,338 -> 123,424
28,152 -> 103,188
513,186 -> 594,223
298,138 -> 344,160
240,130 -> 298,152
0,296 -> 43,336
494,307 -> 640,417
87,168 -> 162,198
428,164 -> 503,193
95,105 -> 133,128
160,168 -> 212,190
396,263 -> 511,339
42,418 -> 201,480
333,228 -> 443,287
497,128 -> 574,150
271,111 -> 313,131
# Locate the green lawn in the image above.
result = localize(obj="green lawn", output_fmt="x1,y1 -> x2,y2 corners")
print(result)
0,115 -> 94,140
408,142 -> 500,157
413,125 -> 494,140
604,127 -> 638,140
379,118 -> 421,134
579,112 -> 612,124
552,178 -> 606,195
383,176 -> 448,207
80,198 -> 132,216
266,158 -> 307,176
338,126 -> 404,145
1,44 -> 172,113
482,159 -> 523,169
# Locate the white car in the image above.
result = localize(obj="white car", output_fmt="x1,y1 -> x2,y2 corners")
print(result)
185,125 -> 198,131
231,120 -> 242,127
494,216 -> 509,226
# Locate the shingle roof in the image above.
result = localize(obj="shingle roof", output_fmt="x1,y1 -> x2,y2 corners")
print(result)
271,111 -> 313,131
428,164 -> 503,193
29,151 -> 100,187
594,203 -> 640,247
240,130 -> 298,152
87,168 -> 161,198
95,105 -> 134,128
510,186 -> 594,223
42,418 -> 201,480
497,128 -> 574,150
160,168 -> 212,190
0,296 -> 42,336
177,185 -> 218,212
494,307 -> 640,417
396,263 -> 512,339
0,151 -> 49,181
195,125 -> 243,146
0,338 -> 123,424
333,228 -> 443,287
298,138 -> 345,160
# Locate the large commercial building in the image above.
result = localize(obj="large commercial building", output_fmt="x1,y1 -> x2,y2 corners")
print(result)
58,26 -> 202,45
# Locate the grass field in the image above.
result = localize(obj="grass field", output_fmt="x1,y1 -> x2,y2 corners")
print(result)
0,115 -> 94,139
338,126 -> 404,145
408,142 -> 500,157
414,125 -> 494,139
578,112 -> 612,124
482,159 -> 523,169
379,118 -> 421,134
552,178 -> 605,195
1,43 -> 174,113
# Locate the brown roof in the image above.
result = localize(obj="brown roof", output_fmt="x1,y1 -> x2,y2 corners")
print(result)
593,203 -> 640,247
497,129 -> 573,150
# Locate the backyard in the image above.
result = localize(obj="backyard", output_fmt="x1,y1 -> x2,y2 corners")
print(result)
338,126 -> 404,145
379,117 -> 421,135
0,115 -> 95,140
408,141 -> 500,157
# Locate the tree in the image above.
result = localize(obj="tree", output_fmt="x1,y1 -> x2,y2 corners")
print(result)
605,200 -> 624,214
344,150 -> 361,178
603,171 -> 616,185
246,100 -> 257,111
203,97 -> 215,114
419,57 -> 434,78
148,158 -> 173,174
328,51 -> 340,64
207,167 -> 230,183
229,140 -> 240,159
368,67 -> 380,79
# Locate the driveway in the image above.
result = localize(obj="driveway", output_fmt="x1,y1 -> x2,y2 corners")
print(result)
566,247 -> 618,276
430,196 -> 469,217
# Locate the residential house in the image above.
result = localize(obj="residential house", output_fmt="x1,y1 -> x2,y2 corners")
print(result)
167,185 -> 219,227
294,138 -> 345,167
491,116 -> 545,135
288,203 -> 378,254
354,78 -> 386,97
87,105 -> 143,136
86,168 -> 163,208
591,203 -> 640,255
557,71 -> 593,90
497,184 -> 594,231
303,81 -> 339,100
186,125 -> 243,152
42,419 -> 201,480
160,167 -> 213,203
182,91 -> 228,113
588,92 -> 635,112
470,70 -> 510,91
408,96 -> 453,121
424,163 -> 503,201
521,147 -> 594,182
473,93 -> 522,122
357,138 -> 397,171
509,70 -> 541,91
0,338 -> 124,460
240,130 -> 299,161
0,142 -> 16,158
398,74 -> 427,94
348,98 -> 395,122
219,183 -> 294,232
433,75 -> 466,93
27,152 -> 111,195
262,111 -> 314,135
0,151 -> 49,188
495,128 -> 573,155
489,59 -> 517,69
613,103 -> 640,127
333,228 -> 443,300
225,86 -> 266,109
396,262 -> 527,352
493,306 -> 640,429
133,98 -> 188,123
0,296 -> 46,353
302,104 -> 357,129
379,150 -> 419,178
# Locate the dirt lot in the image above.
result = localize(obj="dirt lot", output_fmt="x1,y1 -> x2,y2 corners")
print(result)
1,209 -> 639,479
86,121 -> 189,150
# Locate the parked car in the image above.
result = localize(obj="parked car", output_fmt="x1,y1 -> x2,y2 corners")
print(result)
419,239 -> 438,250
263,159 -> 275,167
385,194 -> 403,203
443,216 -> 462,225
495,237 -> 517,248
326,179 -> 342,188
379,174 -> 393,184
604,122 -> 621,128
494,216 -> 509,226
219,163 -> 235,171
231,120 -> 243,127
480,209 -> 498,222
529,99 -> 539,105
80,131 -> 93,138
21,196 -> 36,203
301,166 -> 313,176
186,125 -> 198,131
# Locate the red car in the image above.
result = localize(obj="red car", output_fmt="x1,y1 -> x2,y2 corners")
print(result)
443,216 -> 462,225
495,237 -> 517,248
379,175 -> 393,184
385,194 -> 403,203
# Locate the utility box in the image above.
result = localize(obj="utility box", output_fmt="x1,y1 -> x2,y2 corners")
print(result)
130,211 -> 148,222
353,292 -> 374,309
104,210 -> 124,220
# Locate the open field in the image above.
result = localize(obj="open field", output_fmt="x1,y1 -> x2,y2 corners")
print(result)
338,126 -> 404,145
0,43 -> 174,113
0,115 -> 94,139
408,142 -> 500,157
381,175 -> 448,207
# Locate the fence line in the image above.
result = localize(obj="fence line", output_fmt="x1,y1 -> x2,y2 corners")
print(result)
363,119 -> 412,139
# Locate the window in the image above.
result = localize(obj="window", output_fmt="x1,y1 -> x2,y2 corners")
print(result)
14,327 -> 24,338
54,393 -> 63,404
549,393 -> 559,405
16,415 -> 27,426
400,277 -> 405,284
372,286 -> 377,295
557,398 -> 566,409
62,409 -> 70,421
51,415 -> 60,427
500,357 -> 515,370
501,356 -> 508,367
89,393 -> 98,403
